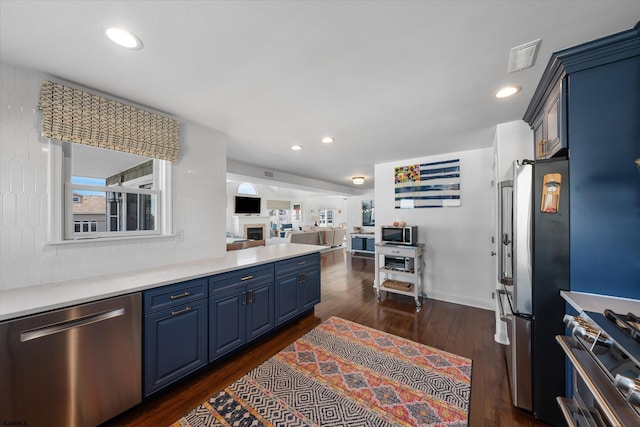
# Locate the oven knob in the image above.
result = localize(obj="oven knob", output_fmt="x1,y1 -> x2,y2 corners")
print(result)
563,314 -> 577,328
572,326 -> 596,342
614,374 -> 640,394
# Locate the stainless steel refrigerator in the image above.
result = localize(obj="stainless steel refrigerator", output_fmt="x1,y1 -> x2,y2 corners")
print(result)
497,159 -> 569,426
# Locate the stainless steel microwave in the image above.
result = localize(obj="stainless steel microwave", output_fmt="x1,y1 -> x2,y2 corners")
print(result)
380,226 -> 417,246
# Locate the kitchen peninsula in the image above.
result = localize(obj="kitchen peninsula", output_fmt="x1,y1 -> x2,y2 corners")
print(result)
0,243 -> 323,427
0,243 -> 322,321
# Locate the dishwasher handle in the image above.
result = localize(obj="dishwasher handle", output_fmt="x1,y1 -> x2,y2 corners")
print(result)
20,307 -> 125,342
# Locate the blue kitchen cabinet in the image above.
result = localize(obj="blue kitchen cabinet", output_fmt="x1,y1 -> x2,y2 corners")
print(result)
274,253 -> 321,326
209,265 -> 274,362
209,287 -> 245,360
143,278 -> 208,397
524,22 -> 640,299
522,22 -> 640,425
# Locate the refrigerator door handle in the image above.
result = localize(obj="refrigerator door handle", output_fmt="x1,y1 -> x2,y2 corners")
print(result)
497,289 -> 512,322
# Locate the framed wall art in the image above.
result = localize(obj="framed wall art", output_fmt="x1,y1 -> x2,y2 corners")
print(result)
394,159 -> 460,208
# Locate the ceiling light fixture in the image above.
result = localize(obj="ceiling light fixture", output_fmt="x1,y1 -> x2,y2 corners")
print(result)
352,176 -> 365,185
321,137 -> 334,144
496,86 -> 521,98
291,145 -> 302,151
106,27 -> 143,50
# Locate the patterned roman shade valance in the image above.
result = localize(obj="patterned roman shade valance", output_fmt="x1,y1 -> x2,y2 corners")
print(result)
266,200 -> 291,210
37,80 -> 180,161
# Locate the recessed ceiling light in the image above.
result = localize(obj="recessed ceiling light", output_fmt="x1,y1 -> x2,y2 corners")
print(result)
496,86 -> 521,98
106,27 -> 143,50
352,176 -> 365,185
291,145 -> 302,151
321,137 -> 334,144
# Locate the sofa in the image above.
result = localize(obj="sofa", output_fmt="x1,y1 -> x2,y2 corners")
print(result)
289,227 -> 345,247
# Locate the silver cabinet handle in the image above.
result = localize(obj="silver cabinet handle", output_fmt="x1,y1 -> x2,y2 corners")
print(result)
240,275 -> 254,281
20,307 -> 125,342
171,306 -> 192,316
170,291 -> 191,299
297,261 -> 306,265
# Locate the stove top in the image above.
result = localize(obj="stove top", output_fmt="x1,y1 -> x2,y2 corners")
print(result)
585,310 -> 640,366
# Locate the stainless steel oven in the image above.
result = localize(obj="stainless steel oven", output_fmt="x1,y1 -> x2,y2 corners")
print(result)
383,255 -> 415,272
557,311 -> 640,426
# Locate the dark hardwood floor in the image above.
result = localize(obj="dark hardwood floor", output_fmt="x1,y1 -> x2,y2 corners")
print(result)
104,248 -> 549,427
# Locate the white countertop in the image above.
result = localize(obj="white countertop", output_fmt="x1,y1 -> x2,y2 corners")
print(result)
0,243 -> 322,322
561,290 -> 640,316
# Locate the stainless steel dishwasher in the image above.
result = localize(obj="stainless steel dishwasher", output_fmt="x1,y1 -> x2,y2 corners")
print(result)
0,292 -> 142,427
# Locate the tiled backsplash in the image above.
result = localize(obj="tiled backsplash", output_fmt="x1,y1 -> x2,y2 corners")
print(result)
0,62 -> 228,291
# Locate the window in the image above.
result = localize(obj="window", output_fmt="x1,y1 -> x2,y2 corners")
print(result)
48,141 -> 172,241
318,208 -> 335,227
74,220 -> 98,233
237,182 -> 257,195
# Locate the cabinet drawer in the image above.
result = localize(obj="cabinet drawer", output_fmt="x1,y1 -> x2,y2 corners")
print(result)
377,245 -> 416,258
144,278 -> 207,314
275,253 -> 320,276
209,265 -> 274,294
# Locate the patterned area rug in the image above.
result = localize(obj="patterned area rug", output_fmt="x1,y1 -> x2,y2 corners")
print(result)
171,316 -> 472,427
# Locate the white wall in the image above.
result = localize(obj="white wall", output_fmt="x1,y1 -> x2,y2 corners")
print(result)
494,120 -> 534,181
375,147 -> 496,310
0,62 -> 228,291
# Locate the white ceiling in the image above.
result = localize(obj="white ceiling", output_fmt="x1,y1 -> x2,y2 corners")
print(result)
2,1 -> 639,192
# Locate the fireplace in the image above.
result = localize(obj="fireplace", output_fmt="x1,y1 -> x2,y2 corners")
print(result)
246,226 -> 264,240
243,223 -> 267,240
232,216 -> 271,240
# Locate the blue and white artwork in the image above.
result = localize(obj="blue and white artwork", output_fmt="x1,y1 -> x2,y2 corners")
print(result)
394,159 -> 461,208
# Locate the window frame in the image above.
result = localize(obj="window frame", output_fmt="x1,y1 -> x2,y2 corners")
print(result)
46,139 -> 173,243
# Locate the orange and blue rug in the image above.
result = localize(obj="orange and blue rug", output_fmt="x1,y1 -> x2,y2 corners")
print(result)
172,316 -> 472,426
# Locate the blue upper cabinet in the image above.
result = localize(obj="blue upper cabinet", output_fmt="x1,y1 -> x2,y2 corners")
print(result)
524,22 -> 640,299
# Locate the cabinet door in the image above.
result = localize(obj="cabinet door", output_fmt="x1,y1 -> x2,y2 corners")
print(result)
274,274 -> 300,326
299,267 -> 321,311
144,299 -> 207,397
209,287 -> 246,362
536,79 -> 566,159
352,237 -> 365,250
247,280 -> 274,341
365,238 -> 375,252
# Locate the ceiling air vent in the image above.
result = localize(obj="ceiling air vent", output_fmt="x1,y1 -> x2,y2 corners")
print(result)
508,39 -> 541,73
264,171 -> 274,178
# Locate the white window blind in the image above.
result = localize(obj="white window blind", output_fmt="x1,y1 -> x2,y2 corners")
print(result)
266,200 -> 291,210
